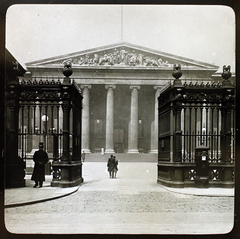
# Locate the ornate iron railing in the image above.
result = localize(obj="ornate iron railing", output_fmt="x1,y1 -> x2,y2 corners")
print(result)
157,65 -> 235,188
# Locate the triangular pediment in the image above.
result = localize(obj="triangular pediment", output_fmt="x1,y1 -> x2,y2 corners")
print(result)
26,42 -> 219,70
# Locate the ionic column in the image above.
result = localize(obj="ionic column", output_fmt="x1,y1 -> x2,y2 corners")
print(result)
128,85 -> 140,153
80,85 -> 91,153
150,86 -> 162,153
105,85 -> 116,154
31,102 -> 41,154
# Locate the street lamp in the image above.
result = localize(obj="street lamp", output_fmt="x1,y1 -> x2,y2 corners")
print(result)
202,124 -> 206,146
41,115 -> 49,150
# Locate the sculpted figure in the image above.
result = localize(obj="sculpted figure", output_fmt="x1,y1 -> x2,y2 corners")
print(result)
78,57 -> 84,65
128,50 -> 137,66
63,58 -> 72,65
113,49 -> 120,64
89,58 -> 94,65
145,57 -> 153,66
157,58 -> 163,66
152,58 -> 159,67
73,58 -> 78,64
84,54 -> 90,65
137,54 -> 144,65
163,60 -> 171,67
93,54 -> 99,64
108,53 -> 114,65
99,54 -> 108,65
120,48 -> 128,64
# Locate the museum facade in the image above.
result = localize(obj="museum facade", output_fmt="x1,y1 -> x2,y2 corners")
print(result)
25,42 -> 221,155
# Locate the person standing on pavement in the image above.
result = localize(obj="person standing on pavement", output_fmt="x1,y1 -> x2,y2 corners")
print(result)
113,156 -> 118,178
107,155 -> 115,178
31,142 -> 49,188
81,151 -> 86,162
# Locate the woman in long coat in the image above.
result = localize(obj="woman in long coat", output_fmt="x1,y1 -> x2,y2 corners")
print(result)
31,142 -> 49,188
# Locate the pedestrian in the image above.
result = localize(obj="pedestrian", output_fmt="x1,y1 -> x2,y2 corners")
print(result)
31,142 -> 49,188
113,156 -> 118,178
81,151 -> 86,162
107,155 -> 115,179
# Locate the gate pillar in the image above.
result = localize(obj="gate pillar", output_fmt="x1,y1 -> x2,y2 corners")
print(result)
5,52 -> 26,188
220,65 -> 235,187
172,64 -> 183,163
221,66 -> 234,162
51,62 -> 83,187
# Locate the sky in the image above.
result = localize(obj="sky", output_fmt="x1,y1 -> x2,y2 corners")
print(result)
6,4 -> 235,72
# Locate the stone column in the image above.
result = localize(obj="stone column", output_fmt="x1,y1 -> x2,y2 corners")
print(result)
31,102 -> 41,155
80,85 -> 91,153
62,101 -> 70,162
128,85 -> 140,153
150,86 -> 162,153
105,85 -> 116,154
59,105 -> 63,156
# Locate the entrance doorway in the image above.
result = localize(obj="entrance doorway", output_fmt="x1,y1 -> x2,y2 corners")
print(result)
114,129 -> 124,153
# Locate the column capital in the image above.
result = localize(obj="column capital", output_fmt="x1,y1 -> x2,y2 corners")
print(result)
80,85 -> 92,89
130,85 -> 140,90
105,84 -> 116,90
154,85 -> 163,90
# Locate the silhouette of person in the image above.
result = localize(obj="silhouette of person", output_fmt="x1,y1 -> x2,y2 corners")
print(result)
31,142 -> 49,188
81,151 -> 86,162
107,155 -> 115,179
113,156 -> 118,178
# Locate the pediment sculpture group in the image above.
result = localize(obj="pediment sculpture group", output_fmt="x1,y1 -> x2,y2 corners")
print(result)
62,48 -> 177,67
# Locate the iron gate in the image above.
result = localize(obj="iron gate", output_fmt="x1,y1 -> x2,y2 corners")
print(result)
17,69 -> 83,187
181,85 -> 235,163
158,65 -> 235,188
18,78 -> 69,162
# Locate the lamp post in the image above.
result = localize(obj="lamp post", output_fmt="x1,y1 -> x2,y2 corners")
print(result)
41,115 -> 49,151
41,114 -> 51,175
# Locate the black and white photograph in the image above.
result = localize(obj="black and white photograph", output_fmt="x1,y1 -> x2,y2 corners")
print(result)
3,4 -> 236,236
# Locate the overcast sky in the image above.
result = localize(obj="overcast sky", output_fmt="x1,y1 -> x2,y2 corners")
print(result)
6,4 -> 235,72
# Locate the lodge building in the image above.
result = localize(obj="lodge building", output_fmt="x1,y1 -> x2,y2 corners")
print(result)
24,42 -> 225,156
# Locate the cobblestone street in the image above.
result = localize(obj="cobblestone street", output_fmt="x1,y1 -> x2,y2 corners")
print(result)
5,162 -> 234,235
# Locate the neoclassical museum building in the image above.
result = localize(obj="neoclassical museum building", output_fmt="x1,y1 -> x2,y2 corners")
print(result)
24,42 -> 225,155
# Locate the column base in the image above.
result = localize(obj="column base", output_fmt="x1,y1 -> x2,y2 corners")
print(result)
149,150 -> 158,154
25,149 -> 38,158
81,149 -> 91,153
127,149 -> 139,153
51,177 -> 83,188
30,149 -> 39,154
105,149 -> 115,154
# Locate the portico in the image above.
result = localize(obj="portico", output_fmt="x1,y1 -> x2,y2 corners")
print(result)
25,42 -> 219,155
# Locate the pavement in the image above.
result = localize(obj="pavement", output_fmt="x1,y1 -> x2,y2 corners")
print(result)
5,153 -> 234,208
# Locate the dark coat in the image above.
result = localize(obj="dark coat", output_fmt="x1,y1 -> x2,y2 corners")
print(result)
114,159 -> 118,171
107,157 -> 116,172
31,149 -> 49,182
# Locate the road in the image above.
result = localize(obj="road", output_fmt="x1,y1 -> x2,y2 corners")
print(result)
5,162 -> 234,235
